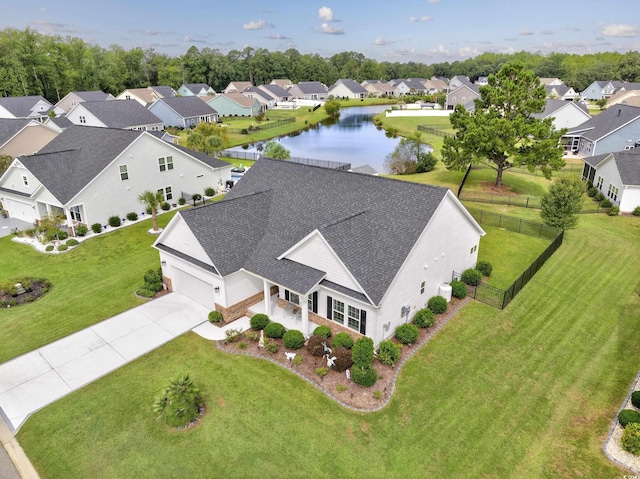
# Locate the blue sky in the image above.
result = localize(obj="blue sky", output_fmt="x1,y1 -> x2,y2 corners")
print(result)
3,0 -> 639,63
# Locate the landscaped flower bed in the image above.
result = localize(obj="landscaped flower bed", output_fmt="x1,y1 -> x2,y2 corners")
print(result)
0,277 -> 52,307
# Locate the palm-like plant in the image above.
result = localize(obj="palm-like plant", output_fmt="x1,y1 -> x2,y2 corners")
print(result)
153,374 -> 203,427
138,190 -> 164,231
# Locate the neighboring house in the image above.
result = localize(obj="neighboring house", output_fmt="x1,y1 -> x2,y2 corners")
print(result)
607,89 -> 640,108
445,84 -> 480,110
0,96 -> 60,121
242,87 -> 276,109
222,81 -> 253,94
178,83 -> 216,97
153,158 -> 484,345
327,79 -> 369,99
270,79 -> 293,89
205,93 -> 261,117
116,86 -> 175,107
563,105 -> 640,155
0,125 -> 232,229
349,164 -> 378,175
66,100 -> 164,131
0,119 -> 60,157
392,79 -> 429,96
580,81 -> 640,100
288,82 -> 329,101
148,97 -> 218,128
55,91 -> 114,113
475,77 -> 489,86
581,148 -> 640,213
545,84 -> 579,102
532,99 -> 591,131
423,77 -> 448,93
448,76 -> 473,91
362,81 -> 397,97
148,130 -> 180,145
44,116 -> 74,132
257,84 -> 292,102
539,78 -> 565,86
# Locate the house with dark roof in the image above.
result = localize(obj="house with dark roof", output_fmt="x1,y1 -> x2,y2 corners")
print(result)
116,86 -> 175,107
270,79 -> 293,89
0,96 -> 59,121
288,82 -> 329,101
65,99 -> 164,131
581,148 -> 640,212
545,84 -> 579,102
148,96 -> 218,128
0,119 -> 59,157
257,84 -> 292,102
242,87 -> 276,109
562,105 -> 640,155
362,81 -> 398,98
178,83 -> 216,97
581,81 -> 640,101
55,91 -> 114,113
532,99 -> 591,131
0,126 -> 232,229
392,79 -> 429,96
153,158 -> 484,344
205,93 -> 261,117
327,79 -> 369,99
445,84 -> 480,111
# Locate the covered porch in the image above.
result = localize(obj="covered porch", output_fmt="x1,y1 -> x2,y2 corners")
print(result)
247,293 -> 319,336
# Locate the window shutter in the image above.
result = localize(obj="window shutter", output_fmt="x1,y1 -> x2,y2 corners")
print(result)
359,311 -> 367,335
312,292 -> 318,313
285,290 -> 290,301
327,296 -> 333,320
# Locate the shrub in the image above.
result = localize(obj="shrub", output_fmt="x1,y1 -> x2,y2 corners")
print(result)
238,341 -> 247,349
313,325 -> 332,338
245,331 -> 259,342
631,391 -> 640,409
91,223 -> 102,234
587,186 -> 598,197
144,269 -> 161,284
225,328 -> 242,343
461,268 -> 483,286
427,296 -> 448,314
608,205 -> 620,216
66,239 -> 79,247
57,230 -> 68,240
413,308 -> 435,328
178,197 -> 186,206
240,128 -> 249,135
57,244 -> 68,252
633,206 -> 640,216
378,340 -> 401,366
622,422 -> 640,455
45,245 -> 54,252
373,390 -> 383,400
126,212 -> 138,221
307,334 -> 330,356
146,207 -> 152,215
336,384 -> 347,392
352,364 -> 377,387
451,279 -> 467,299
161,202 -> 171,211
333,332 -> 354,349
332,347 -> 353,372
595,192 -> 605,202
250,313 -> 270,330
395,323 -> 419,345
266,341 -> 279,353
264,322 -> 285,338
76,225 -> 88,236
600,198 -> 612,208
136,287 -> 155,298
283,329 -> 305,349
618,409 -> 640,428
204,187 -> 215,197
315,367 -> 328,377
292,355 -> 303,366
152,374 -> 203,428
208,311 -> 223,323
476,261 -> 493,276
108,215 -> 121,227
352,337 -> 374,366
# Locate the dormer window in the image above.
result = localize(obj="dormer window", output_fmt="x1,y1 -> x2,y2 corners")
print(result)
79,115 -> 86,124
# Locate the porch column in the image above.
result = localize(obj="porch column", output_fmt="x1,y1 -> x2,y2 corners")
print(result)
63,207 -> 75,237
301,296 -> 309,336
263,280 -> 271,316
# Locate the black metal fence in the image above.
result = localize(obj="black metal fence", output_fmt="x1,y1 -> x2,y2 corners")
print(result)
224,117 -> 295,134
466,208 -> 559,241
460,191 -> 609,214
219,149 -> 351,171
417,125 -> 454,138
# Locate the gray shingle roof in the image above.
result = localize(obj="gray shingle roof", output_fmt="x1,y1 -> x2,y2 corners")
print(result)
184,84 -> 213,95
149,86 -> 175,98
294,82 -> 328,94
259,84 -> 290,98
75,91 -> 112,101
170,144 -> 230,169
48,116 -> 73,129
566,104 -> 640,140
584,149 -> 640,185
330,79 -> 368,94
242,87 -> 275,102
0,119 -> 31,145
169,158 -> 451,304
74,100 -> 162,128
0,96 -> 52,118
153,96 -> 217,118
24,126 -> 143,203
533,99 -> 588,119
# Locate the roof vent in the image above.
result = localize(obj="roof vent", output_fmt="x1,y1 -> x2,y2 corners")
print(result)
618,109 -> 622,117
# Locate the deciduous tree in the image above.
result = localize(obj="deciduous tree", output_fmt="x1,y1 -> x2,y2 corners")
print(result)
540,177 -> 584,230
263,140 -> 290,160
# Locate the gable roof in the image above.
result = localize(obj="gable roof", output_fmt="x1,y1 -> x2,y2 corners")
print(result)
183,83 -> 214,95
258,84 -> 290,98
242,86 -> 275,102
0,96 -> 53,117
534,99 -> 589,118
74,91 -> 112,102
583,149 -> 640,185
71,100 -> 163,128
225,81 -> 253,92
566,104 -> 640,140
329,79 -> 368,94
164,158 -> 465,305
293,82 -> 328,94
149,86 -> 175,98
170,144 -> 230,169
152,96 -> 218,117
0,119 -> 31,146
210,93 -> 259,108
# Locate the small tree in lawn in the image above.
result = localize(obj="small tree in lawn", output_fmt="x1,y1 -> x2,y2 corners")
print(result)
0,154 -> 12,176
263,140 -> 290,160
442,62 -> 566,187
324,98 -> 341,118
540,177 -> 585,230
138,190 -> 164,232
384,133 -> 435,174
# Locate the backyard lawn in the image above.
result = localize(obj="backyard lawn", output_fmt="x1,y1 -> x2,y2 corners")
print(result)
12,208 -> 640,478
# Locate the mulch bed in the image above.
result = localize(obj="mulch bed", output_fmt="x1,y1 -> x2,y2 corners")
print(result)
0,278 -> 52,307
217,297 -> 469,411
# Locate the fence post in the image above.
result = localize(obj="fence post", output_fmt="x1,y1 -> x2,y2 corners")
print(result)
526,197 -> 529,208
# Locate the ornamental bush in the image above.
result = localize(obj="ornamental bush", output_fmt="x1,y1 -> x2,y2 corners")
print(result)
332,332 -> 354,349
45,245 -> 54,252
208,311 -> 223,323
351,364 -> 377,387
283,329 -> 305,349
587,186 -> 598,197
633,206 -> 640,216
427,296 -> 448,314
264,322 -> 285,339
378,340 -> 401,366
108,215 -> 121,227
126,212 -> 138,221
395,323 -> 419,345
332,346 -> 353,372
451,279 -> 467,299
476,261 -> 493,276
461,268 -> 482,286
57,244 -> 68,252
152,374 -> 203,428
313,325 -> 332,338
595,192 -> 605,202
57,230 -> 68,240
136,287 -> 155,298
352,337 -> 375,366
413,308 -> 435,328
600,199 -> 612,208
91,223 -> 102,234
608,205 -> 620,216
622,422 -> 640,456
161,202 -> 171,211
307,334 -> 330,356
618,409 -> 640,428
631,391 -> 640,409
250,313 -> 270,330
77,225 -> 88,236
204,187 -> 215,197
178,197 -> 186,206
66,239 -> 79,247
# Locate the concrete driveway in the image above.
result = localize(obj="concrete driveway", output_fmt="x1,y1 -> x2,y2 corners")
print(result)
0,293 -> 208,432
0,216 -> 33,238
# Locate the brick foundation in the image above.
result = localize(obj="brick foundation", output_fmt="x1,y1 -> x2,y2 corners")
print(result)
162,276 -> 173,292
215,290 -> 266,322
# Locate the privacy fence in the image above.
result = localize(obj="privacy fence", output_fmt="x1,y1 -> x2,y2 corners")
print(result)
219,149 -> 351,171
454,209 -> 564,309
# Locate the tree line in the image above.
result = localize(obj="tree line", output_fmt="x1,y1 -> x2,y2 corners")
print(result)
1,27 -> 639,102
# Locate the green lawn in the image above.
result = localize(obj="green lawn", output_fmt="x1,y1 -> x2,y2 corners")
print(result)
16,213 -> 640,478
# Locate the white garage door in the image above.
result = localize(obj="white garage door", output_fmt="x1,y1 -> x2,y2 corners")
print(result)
7,199 -> 35,223
173,268 -> 214,309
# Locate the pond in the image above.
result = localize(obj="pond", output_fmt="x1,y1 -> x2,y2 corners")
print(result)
233,105 -> 403,173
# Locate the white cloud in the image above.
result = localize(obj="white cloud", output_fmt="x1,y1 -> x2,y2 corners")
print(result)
540,30 -> 554,35
429,44 -> 450,55
266,34 -> 290,40
374,37 -> 396,46
317,23 -> 344,35
519,29 -> 534,36
602,24 -> 638,37
410,16 -> 432,23
243,19 -> 273,30
319,6 -> 334,22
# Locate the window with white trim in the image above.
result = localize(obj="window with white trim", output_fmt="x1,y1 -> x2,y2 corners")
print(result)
157,186 -> 172,201
158,156 -> 174,172
79,115 -> 86,124
470,245 -> 477,254
119,165 -> 128,180
332,299 -> 344,324
608,184 -> 619,201
22,175 -> 28,186
69,205 -> 82,222
596,175 -> 603,189
347,305 -> 361,331
420,281 -> 425,295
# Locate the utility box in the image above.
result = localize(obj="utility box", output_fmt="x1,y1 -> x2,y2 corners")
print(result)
439,283 -> 452,302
